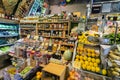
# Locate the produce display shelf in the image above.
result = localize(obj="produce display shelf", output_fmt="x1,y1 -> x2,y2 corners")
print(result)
21,28 -> 35,30
0,34 -> 18,37
0,44 -> 14,47
0,18 -> 18,24
38,28 -> 68,31
39,21 -> 69,24
71,21 -> 85,23
80,70 -> 112,80
60,49 -> 73,52
61,43 -> 74,47
42,36 -> 67,39
0,29 -> 17,30
0,65 -> 14,79
0,52 -> 8,56
8,53 -> 23,59
20,22 -> 37,24
79,42 -> 100,47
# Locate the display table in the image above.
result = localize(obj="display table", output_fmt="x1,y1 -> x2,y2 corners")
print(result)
42,63 -> 66,80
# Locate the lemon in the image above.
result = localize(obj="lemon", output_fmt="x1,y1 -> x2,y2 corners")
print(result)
85,61 -> 89,65
76,55 -> 79,59
96,59 -> 100,64
91,67 -> 96,72
93,63 -> 98,67
87,66 -> 91,71
89,62 -> 93,66
79,52 -> 82,55
92,58 -> 96,63
77,48 -> 79,51
95,67 -> 100,72
79,56 -> 83,60
87,49 -> 91,53
91,49 -> 95,53
84,48 -> 87,53
75,59 -> 79,61
80,60 -> 84,64
78,40 -> 81,42
102,69 -> 107,75
92,53 -> 96,57
87,53 -> 91,57
78,36 -> 81,39
88,57 -> 91,62
82,64 -> 86,70
83,56 -> 87,61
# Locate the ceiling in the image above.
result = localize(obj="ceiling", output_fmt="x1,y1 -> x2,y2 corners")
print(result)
0,0 -> 90,17
48,0 -> 89,5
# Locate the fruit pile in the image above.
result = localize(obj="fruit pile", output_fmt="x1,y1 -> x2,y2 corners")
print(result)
36,71 -> 42,80
67,69 -> 81,80
20,66 -> 33,77
75,47 -> 101,73
108,48 -> 120,76
78,31 -> 99,45
8,68 -> 16,75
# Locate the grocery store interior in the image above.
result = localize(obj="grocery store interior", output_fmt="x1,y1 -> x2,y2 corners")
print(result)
0,0 -> 120,80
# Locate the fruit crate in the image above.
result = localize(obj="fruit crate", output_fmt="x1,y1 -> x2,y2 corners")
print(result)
80,70 -> 112,80
42,63 -> 66,80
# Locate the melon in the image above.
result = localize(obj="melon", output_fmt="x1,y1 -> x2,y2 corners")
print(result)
63,49 -> 72,60
66,0 -> 71,3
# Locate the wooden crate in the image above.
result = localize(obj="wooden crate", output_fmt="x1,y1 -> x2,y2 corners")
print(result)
42,63 -> 66,80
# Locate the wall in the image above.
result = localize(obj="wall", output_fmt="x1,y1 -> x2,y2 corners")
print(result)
50,3 -> 87,16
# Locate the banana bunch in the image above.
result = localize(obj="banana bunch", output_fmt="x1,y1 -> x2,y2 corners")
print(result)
108,49 -> 120,76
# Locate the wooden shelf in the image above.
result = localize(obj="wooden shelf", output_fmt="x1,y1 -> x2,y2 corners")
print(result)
38,28 -> 68,31
38,21 -> 69,24
21,28 -> 35,30
61,43 -> 74,47
8,53 -> 23,59
60,49 -> 73,52
0,18 -> 19,24
71,21 -> 85,23
42,35 -> 67,39
20,22 -> 37,24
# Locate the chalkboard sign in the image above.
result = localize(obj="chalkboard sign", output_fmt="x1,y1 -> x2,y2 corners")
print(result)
91,4 -> 101,14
